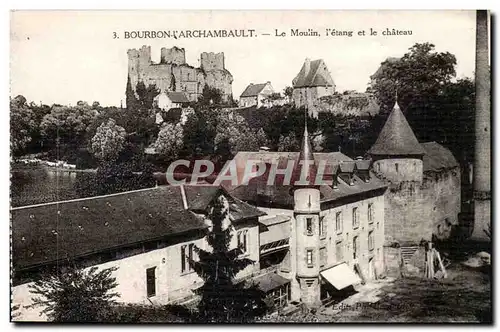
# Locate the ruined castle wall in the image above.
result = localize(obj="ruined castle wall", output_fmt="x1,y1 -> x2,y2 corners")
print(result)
383,167 -> 461,244
161,47 -> 186,65
128,47 -> 233,102
142,64 -> 175,92
205,70 -> 233,101
200,52 -> 225,71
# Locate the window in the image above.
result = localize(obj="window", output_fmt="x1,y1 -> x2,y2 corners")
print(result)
306,249 -> 314,267
319,217 -> 327,239
320,247 -> 327,268
146,267 -> 156,297
352,207 -> 359,229
368,203 -> 374,224
237,230 -> 249,254
181,243 -> 194,274
305,279 -> 315,287
335,212 -> 343,234
395,163 -> 399,173
335,241 -> 343,262
368,231 -> 374,251
353,236 -> 359,259
306,217 -> 314,236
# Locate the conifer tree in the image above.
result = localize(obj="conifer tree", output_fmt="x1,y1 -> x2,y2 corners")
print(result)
190,193 -> 265,322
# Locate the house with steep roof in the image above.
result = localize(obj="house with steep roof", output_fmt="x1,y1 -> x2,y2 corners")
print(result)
239,82 -> 275,108
292,58 -> 335,116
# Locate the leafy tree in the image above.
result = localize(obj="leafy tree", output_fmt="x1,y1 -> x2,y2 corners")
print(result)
28,265 -> 119,322
283,86 -> 293,99
189,194 -> 265,322
277,132 -> 300,152
90,118 -> 127,162
370,43 -> 457,113
40,103 -> 97,148
180,110 -> 217,160
10,95 -> 37,156
153,122 -> 184,162
214,110 -> 270,156
195,85 -> 224,109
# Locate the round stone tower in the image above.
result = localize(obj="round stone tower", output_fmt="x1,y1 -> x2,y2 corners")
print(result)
292,121 -> 321,308
368,100 -> 425,184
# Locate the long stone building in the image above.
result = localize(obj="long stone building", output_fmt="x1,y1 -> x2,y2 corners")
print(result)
127,46 -> 233,104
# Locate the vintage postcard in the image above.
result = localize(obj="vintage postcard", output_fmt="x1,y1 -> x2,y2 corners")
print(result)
10,10 -> 491,323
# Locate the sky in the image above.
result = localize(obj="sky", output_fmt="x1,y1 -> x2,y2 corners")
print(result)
10,10 -> 477,107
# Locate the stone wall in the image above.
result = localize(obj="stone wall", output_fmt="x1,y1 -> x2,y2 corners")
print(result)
316,93 -> 381,117
373,158 -> 423,184
383,167 -> 461,244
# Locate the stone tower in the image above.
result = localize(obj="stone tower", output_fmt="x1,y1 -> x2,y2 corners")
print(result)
368,100 -> 425,184
292,121 -> 321,308
471,10 -> 491,241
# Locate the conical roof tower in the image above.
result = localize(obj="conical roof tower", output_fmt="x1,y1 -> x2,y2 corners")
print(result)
369,100 -> 425,156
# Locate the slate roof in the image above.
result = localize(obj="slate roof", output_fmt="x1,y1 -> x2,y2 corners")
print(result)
166,91 -> 190,104
240,83 -> 269,97
12,185 -> 264,270
229,173 -> 386,210
368,101 -> 425,156
292,59 -> 335,88
229,151 -> 386,209
421,141 -> 459,172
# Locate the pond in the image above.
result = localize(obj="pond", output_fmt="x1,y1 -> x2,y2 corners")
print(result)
10,165 -> 81,207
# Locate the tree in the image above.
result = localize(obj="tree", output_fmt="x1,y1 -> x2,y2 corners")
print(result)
181,110 -> 217,160
277,132 -> 300,152
28,265 -> 119,322
90,118 -> 127,162
195,85 -> 223,109
10,95 -> 36,156
189,194 -> 265,322
370,43 -> 457,113
153,122 -> 184,162
284,86 -> 293,99
214,110 -> 270,156
40,103 -> 97,148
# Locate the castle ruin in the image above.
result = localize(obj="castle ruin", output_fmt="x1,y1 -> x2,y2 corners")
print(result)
127,46 -> 233,104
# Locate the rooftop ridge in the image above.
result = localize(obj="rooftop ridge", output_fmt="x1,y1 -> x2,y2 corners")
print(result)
11,186 -> 162,210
